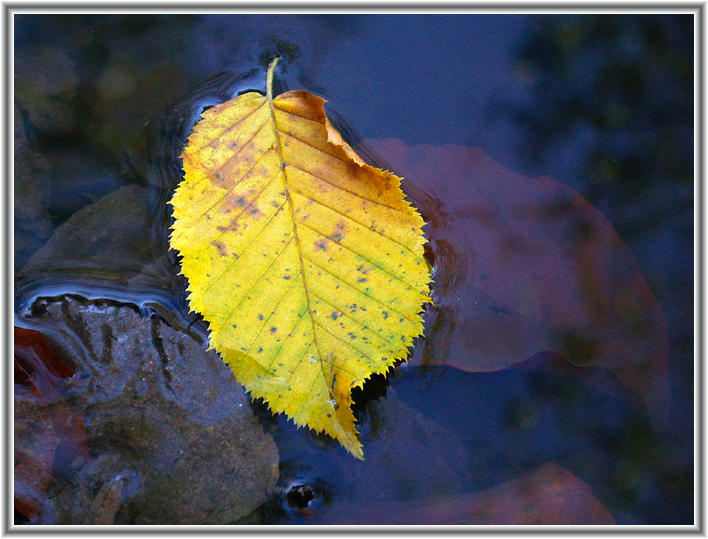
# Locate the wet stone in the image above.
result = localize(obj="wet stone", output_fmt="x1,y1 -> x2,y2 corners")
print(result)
19,185 -> 153,281
20,295 -> 279,524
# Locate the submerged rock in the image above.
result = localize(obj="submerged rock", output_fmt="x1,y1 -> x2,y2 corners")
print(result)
19,185 -> 153,282
19,295 -> 279,524
14,104 -> 54,271
15,182 -> 191,335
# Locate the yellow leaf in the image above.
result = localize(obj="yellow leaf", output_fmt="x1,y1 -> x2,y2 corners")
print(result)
168,58 -> 431,458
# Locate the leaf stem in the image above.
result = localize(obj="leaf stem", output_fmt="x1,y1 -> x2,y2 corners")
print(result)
266,57 -> 280,101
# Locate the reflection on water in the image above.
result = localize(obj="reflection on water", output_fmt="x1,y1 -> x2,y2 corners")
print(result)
14,14 -> 692,525
246,360 -> 659,524
364,138 -> 669,419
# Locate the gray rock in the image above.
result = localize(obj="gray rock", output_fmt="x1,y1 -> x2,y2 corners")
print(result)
19,185 -> 152,281
15,183 -> 184,328
22,295 -> 279,524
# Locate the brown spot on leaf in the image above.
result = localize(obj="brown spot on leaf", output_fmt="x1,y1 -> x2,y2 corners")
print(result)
212,240 -> 227,256
249,206 -> 264,218
231,195 -> 247,207
315,238 -> 329,251
226,189 -> 265,218
331,220 -> 347,242
227,218 -> 240,231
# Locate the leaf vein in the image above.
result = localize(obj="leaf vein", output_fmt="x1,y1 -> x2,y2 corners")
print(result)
288,186 -> 420,258
287,162 -> 407,213
211,118 -> 271,177
281,341 -> 315,388
203,200 -> 289,295
268,84 -> 333,400
313,320 -> 376,363
308,290 -> 390,346
301,253 -> 420,325
195,99 -> 267,151
244,270 -> 302,355
219,233 -> 295,326
277,128 -> 350,165
264,304 -> 309,371
296,218 -> 421,291
272,102 -> 322,124
174,146 -> 276,232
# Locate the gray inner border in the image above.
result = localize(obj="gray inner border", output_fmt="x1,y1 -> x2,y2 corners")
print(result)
4,3 -> 702,534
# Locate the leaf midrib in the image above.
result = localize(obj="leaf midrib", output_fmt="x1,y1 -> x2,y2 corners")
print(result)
265,90 -> 334,401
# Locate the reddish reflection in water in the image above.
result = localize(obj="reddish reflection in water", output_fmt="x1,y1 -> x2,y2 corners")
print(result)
318,461 -> 614,525
15,327 -> 74,399
365,138 -> 669,420
14,327 -> 87,523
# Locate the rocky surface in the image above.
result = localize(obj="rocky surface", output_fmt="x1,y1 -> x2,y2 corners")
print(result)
18,295 -> 279,524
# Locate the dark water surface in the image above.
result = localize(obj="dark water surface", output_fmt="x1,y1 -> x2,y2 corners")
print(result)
14,14 -> 693,524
